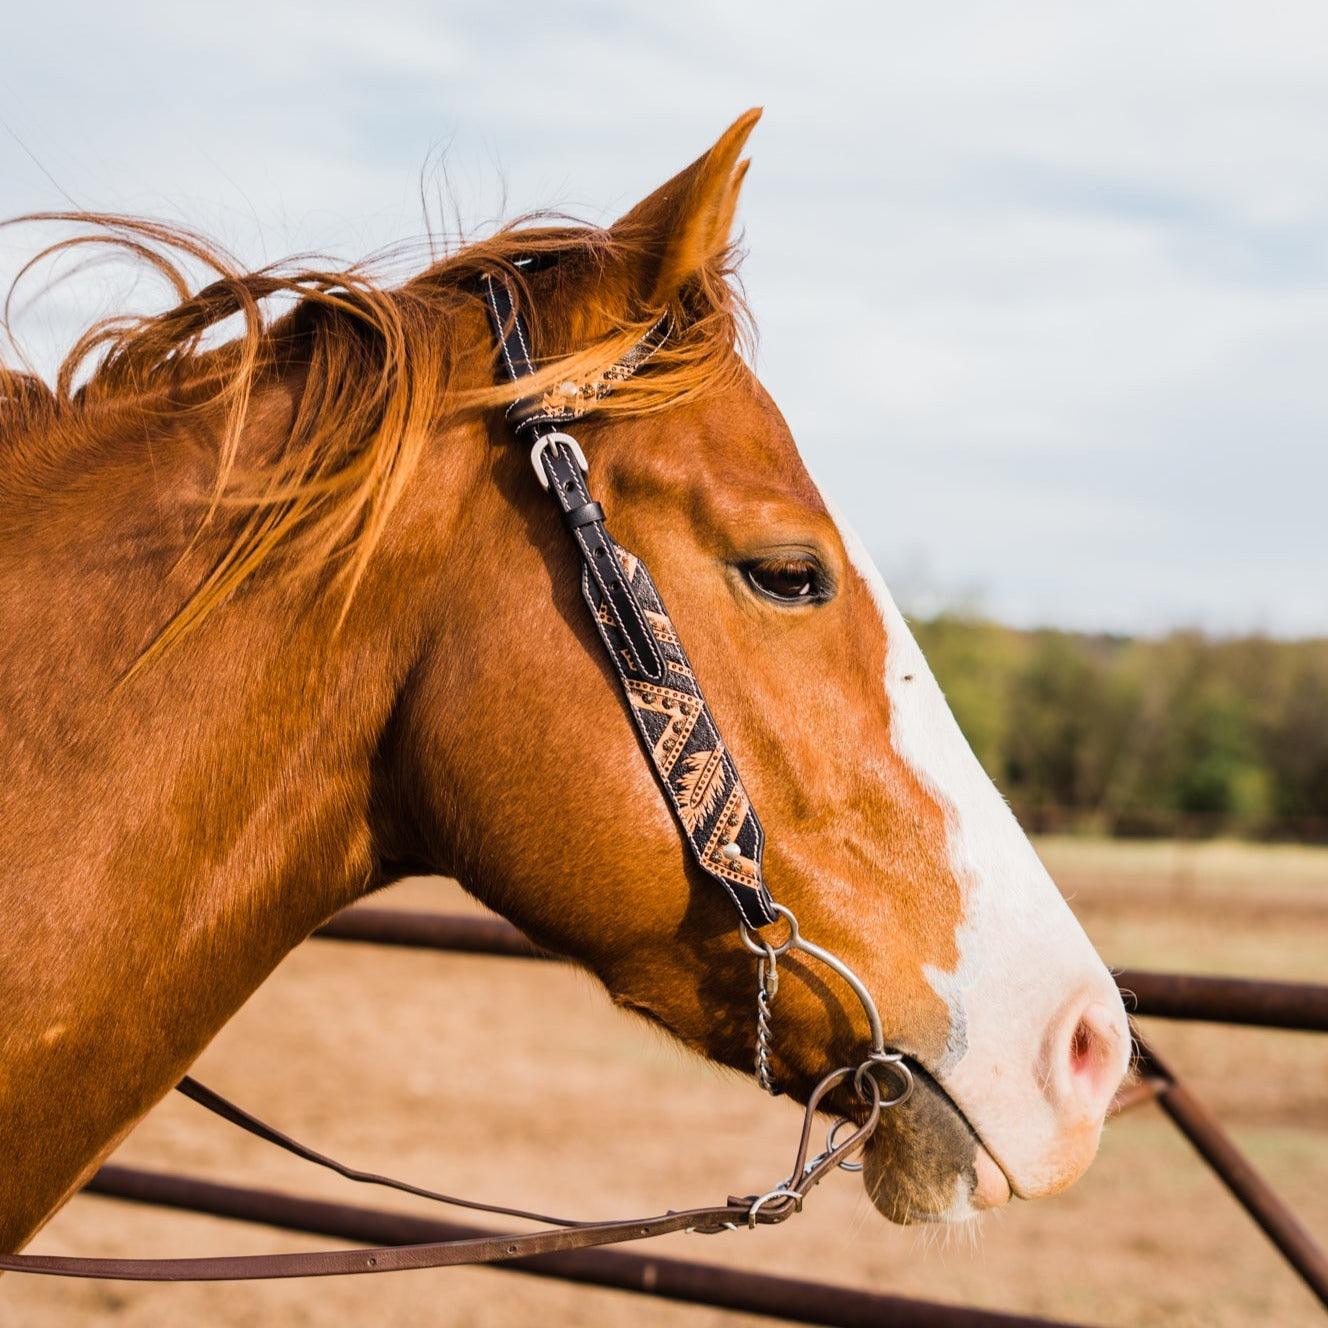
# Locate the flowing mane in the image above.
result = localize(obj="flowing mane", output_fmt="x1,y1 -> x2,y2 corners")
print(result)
0,212 -> 751,664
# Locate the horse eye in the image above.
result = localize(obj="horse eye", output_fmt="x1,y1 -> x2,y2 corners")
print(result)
742,555 -> 829,605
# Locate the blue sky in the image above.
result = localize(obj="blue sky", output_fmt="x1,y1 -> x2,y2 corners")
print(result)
3,2 -> 1326,636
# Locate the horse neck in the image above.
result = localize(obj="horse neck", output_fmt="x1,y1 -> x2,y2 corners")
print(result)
0,404 -> 445,1249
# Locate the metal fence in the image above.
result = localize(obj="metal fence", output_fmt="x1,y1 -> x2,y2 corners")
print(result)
83,905 -> 1328,1327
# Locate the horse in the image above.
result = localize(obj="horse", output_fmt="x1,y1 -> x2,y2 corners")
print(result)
0,108 -> 1130,1258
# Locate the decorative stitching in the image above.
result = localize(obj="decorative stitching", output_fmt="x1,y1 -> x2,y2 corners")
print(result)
512,305 -> 534,373
482,278 -> 521,384
643,609 -> 678,646
625,677 -> 702,775
591,552 -> 773,921
582,567 -> 768,925
578,526 -> 661,679
486,275 -> 773,927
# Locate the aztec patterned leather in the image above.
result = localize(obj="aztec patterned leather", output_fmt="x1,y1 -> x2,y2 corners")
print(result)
482,274 -> 777,928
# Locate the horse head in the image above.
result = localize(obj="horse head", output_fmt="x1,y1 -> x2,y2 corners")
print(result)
385,110 -> 1131,1223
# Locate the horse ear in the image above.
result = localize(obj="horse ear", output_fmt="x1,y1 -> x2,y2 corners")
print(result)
611,108 -> 761,309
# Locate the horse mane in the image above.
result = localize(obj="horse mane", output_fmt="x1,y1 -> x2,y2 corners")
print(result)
0,212 -> 752,666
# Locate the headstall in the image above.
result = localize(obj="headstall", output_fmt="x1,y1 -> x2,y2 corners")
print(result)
0,270 -> 913,1282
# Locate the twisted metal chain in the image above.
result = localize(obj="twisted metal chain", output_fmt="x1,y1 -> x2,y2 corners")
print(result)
741,903 -> 915,1111
755,951 -> 780,1094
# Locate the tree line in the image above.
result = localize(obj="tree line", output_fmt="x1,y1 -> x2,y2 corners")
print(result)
911,617 -> 1328,840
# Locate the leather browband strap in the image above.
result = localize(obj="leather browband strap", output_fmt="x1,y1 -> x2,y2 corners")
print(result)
481,274 -> 777,930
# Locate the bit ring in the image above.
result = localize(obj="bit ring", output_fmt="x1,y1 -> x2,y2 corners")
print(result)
827,1117 -> 866,1172
739,903 -> 800,959
854,1054 -> 914,1109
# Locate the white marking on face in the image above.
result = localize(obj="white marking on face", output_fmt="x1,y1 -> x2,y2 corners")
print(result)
935,1172 -> 976,1225
820,494 -> 1129,1196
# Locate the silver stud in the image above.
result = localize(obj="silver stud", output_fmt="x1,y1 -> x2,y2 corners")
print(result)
721,842 -> 742,861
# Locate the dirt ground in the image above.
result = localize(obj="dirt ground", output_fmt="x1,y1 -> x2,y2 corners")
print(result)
6,837 -> 1326,1327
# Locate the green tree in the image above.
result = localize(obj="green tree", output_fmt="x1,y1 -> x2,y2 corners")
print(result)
913,614 -> 1326,839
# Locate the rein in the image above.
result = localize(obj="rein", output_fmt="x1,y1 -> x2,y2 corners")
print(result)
0,275 -> 913,1281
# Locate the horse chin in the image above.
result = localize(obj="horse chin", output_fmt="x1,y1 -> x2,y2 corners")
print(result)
860,1067 -> 1011,1225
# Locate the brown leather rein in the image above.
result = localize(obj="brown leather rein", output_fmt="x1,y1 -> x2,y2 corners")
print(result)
3,1067 -> 885,1281
0,272 -> 913,1280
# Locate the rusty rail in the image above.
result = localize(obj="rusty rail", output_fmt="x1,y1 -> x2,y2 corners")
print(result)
1135,1040 -> 1328,1307
1116,969 -> 1328,1032
84,1164 -> 1096,1328
61,905 -> 1328,1322
316,907 -> 1328,1032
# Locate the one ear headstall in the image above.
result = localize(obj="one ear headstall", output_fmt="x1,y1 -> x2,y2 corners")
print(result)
481,274 -> 777,928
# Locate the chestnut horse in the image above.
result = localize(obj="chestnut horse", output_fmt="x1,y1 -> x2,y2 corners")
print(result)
0,110 -> 1129,1256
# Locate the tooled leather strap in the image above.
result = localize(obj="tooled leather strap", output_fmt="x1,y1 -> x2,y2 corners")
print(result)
481,274 -> 777,930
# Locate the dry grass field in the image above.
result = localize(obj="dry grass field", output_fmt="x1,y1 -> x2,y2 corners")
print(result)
6,837 -> 1326,1327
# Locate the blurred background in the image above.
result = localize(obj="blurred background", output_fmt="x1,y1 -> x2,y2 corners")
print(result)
4,2 -> 1327,841
2,4 -> 1325,1326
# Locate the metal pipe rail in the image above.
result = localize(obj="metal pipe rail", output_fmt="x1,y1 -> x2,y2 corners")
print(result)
1128,1041 -> 1328,1308
316,906 -> 1328,1032
85,1165 -> 1096,1328
310,905 -> 1328,1312
60,902 -> 1328,1326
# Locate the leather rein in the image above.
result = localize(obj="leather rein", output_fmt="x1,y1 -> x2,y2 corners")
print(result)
0,273 -> 913,1281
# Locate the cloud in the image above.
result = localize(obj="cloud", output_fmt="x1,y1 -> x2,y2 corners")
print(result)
3,1 -> 1326,635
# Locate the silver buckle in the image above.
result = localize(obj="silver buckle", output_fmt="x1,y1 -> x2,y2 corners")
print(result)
530,431 -> 588,490
746,1184 -> 802,1229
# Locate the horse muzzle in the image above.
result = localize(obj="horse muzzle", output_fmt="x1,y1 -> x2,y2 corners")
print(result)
860,1062 -> 1012,1224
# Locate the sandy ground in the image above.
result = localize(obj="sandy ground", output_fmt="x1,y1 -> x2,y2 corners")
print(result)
5,837 -> 1326,1327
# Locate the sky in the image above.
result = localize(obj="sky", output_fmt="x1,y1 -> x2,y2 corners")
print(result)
2,2 -> 1326,636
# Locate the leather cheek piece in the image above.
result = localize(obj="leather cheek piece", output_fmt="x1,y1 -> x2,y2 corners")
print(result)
480,272 -> 777,930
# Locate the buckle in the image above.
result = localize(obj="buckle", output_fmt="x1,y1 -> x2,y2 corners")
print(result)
530,431 -> 588,490
745,1185 -> 803,1229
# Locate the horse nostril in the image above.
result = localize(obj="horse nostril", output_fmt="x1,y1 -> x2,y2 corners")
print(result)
1070,1018 -> 1095,1070
1064,1000 -> 1126,1107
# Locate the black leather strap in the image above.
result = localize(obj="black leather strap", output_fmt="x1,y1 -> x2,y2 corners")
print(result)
481,276 -> 776,928
562,500 -> 605,530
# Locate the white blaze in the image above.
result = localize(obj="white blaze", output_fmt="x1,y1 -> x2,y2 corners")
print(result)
823,496 -> 1129,1196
